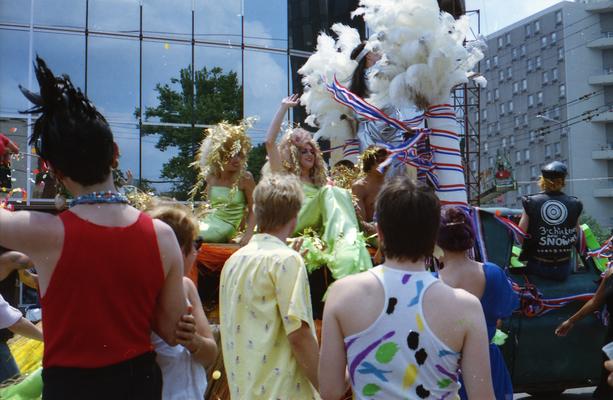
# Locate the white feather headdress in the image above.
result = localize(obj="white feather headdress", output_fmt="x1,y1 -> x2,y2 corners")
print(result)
354,0 -> 487,109
299,23 -> 362,142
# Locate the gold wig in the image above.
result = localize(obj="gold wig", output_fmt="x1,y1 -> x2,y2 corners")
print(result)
278,127 -> 328,187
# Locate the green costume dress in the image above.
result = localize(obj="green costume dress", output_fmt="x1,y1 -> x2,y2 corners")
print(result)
198,186 -> 246,243
295,183 -> 372,280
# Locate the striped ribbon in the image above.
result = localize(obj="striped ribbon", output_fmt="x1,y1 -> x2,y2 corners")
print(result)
325,76 -> 409,133
511,279 -> 594,317
588,236 -> 613,259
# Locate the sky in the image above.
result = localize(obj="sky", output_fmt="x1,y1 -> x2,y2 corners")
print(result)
466,0 -> 567,35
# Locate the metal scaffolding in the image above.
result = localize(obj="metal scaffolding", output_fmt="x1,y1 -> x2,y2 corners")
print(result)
452,9 -> 482,205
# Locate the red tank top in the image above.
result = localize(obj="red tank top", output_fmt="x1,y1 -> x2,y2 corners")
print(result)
42,211 -> 165,368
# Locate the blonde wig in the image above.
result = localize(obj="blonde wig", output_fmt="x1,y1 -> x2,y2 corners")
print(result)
278,127 -> 328,187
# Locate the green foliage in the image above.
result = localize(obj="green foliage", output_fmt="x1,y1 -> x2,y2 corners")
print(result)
247,143 -> 267,182
580,214 -> 610,244
141,66 -> 242,200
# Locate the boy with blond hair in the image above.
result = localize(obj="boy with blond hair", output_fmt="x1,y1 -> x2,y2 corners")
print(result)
220,174 -> 320,400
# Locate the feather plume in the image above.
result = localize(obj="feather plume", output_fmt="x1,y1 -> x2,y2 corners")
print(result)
299,24 -> 361,143
356,0 -> 486,109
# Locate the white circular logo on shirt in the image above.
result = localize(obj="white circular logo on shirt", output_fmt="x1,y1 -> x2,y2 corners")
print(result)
541,200 -> 568,225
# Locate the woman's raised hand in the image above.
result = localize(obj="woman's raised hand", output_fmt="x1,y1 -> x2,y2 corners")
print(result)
281,94 -> 300,109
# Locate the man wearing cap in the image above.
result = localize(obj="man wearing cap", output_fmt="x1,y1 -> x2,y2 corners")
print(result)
518,161 -> 583,281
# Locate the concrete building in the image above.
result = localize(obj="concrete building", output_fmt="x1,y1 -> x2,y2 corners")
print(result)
475,0 -> 613,229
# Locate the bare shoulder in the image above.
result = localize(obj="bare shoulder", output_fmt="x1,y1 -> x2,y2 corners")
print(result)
239,171 -> 255,189
351,178 -> 367,194
0,210 -> 62,253
427,281 -> 481,312
327,271 -> 378,306
182,276 -> 198,296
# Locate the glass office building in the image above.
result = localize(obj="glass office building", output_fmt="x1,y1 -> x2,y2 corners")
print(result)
0,0 -> 363,200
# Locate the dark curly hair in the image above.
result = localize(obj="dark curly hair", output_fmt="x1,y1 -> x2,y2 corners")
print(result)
20,56 -> 114,186
437,207 -> 476,252
349,42 -> 369,99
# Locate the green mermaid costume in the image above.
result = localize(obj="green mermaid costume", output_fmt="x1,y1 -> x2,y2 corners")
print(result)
295,183 -> 372,279
198,186 -> 246,243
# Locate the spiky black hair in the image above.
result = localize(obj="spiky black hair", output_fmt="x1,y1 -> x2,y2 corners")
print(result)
20,56 -> 114,186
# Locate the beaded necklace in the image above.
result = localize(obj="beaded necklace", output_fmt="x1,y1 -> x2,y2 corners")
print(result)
69,191 -> 129,207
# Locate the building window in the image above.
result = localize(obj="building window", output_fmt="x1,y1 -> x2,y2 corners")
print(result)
514,115 -> 520,128
551,32 -> 557,44
555,142 -> 561,155
553,107 -> 561,119
558,47 -> 564,61
552,67 -> 559,81
482,109 -> 488,121
520,44 -> 527,57
502,137 -> 507,147
531,165 -> 538,178
506,67 -> 512,80
556,10 -> 563,24
536,55 -> 542,69
527,58 -> 533,72
516,150 -> 521,163
528,94 -> 534,107
485,58 -> 490,70
496,121 -> 501,133
512,48 -> 518,60
486,90 -> 492,102
521,79 -> 528,91
471,160 -> 477,172
508,100 -> 514,113
489,157 -> 494,168
499,103 -> 506,115
518,185 -> 524,196
525,149 -> 531,161
545,144 -> 552,158
493,55 -> 499,67
510,135 -> 515,147
529,131 -> 536,143
535,20 -> 541,33
488,124 -> 493,135
484,142 -> 489,152
474,111 -> 480,122
506,33 -> 512,46
494,88 -> 500,100
499,70 -> 505,82
560,83 -> 566,98
498,37 -> 504,48
512,81 -> 519,94
523,113 -> 528,126
537,91 -> 543,104
541,36 -> 547,48
525,24 -> 532,37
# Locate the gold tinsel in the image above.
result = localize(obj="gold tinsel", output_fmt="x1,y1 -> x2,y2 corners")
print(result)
330,164 -> 363,190
190,118 -> 255,199
123,185 -> 156,211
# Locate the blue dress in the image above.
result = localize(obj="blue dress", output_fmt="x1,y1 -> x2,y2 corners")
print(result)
458,262 -> 519,400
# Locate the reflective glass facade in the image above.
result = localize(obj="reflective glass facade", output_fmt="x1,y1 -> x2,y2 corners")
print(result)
0,0 -> 362,200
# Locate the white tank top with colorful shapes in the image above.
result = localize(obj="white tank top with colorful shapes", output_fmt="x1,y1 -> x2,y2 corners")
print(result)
344,265 -> 462,399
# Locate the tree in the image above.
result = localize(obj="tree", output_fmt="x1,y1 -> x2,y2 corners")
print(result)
247,143 -> 267,182
580,214 -> 610,244
141,66 -> 242,200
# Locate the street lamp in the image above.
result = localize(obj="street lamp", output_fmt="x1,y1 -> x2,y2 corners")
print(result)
536,114 -> 560,124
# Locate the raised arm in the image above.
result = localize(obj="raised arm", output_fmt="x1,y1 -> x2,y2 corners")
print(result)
152,220 -> 188,346
265,94 -> 300,174
239,172 -> 257,246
